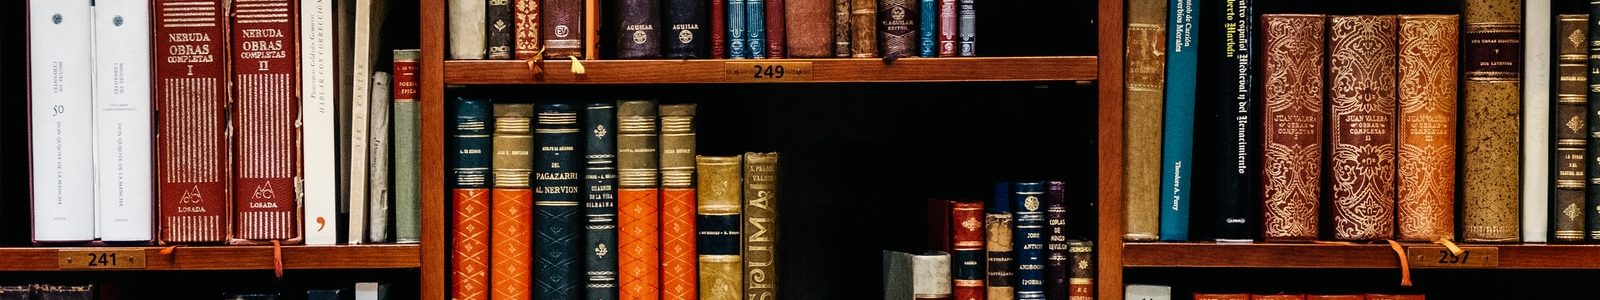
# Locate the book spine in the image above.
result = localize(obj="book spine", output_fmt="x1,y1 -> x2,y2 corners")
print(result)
957,0 -> 974,56
617,101 -> 661,299
535,104 -> 584,299
348,0 -> 382,244
1259,14 -> 1324,242
488,0 -> 516,59
664,0 -> 710,58
451,97 -> 493,300
913,253 -> 953,300
984,211 -> 1014,300
367,72 -> 392,243
393,50 -> 422,243
951,201 -> 985,300
1463,0 -> 1523,242
936,0 -> 956,56
1589,0 -> 1600,242
618,0 -> 662,58
31,0 -> 95,243
1122,0 -> 1166,242
1556,14 -> 1589,243
660,105 -> 698,299
1045,182 -> 1068,300
1067,241 -> 1094,300
94,0 -> 155,242
877,0 -> 918,58
728,0 -> 748,58
1522,0 -> 1551,244
766,0 -> 786,58
696,156 -> 743,300
1157,0 -> 1199,242
835,0 -> 852,57
918,0 -> 935,57
1395,15 -> 1458,242
786,0 -> 834,57
492,103 -> 534,300
584,102 -> 621,299
743,152 -> 780,299
450,0 -> 488,59
748,0 -> 767,58
1328,15 -> 1397,241
516,0 -> 541,59
155,0 -> 231,244
1123,285 -> 1171,300
232,0 -> 301,241
713,0 -> 726,58
850,0 -> 877,57
303,0 -> 340,245
1213,0 -> 1255,242
1010,182 -> 1046,300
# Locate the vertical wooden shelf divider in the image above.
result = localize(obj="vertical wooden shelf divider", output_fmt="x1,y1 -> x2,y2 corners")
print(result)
420,0 -> 447,298
1095,0 -> 1126,297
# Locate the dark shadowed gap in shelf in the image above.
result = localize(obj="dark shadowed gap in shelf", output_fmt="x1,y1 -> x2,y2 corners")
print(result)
4,0 -> 29,247
0,269 -> 420,299
1125,268 -> 1600,298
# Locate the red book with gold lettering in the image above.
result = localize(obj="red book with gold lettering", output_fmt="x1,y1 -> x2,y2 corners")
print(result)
156,0 -> 231,244
230,0 -> 302,244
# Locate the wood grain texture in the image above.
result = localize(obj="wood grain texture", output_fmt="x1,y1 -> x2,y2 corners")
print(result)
1124,243 -> 1600,269
443,57 -> 1097,84
422,0 -> 448,299
1096,0 -> 1123,297
0,245 -> 419,271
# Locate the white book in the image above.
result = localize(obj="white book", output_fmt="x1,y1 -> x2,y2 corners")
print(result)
1524,0 -> 1551,243
346,0 -> 388,244
30,0 -> 97,242
447,0 -> 486,59
354,282 -> 387,300
367,71 -> 392,243
303,0 -> 340,245
1124,284 -> 1172,300
93,0 -> 154,242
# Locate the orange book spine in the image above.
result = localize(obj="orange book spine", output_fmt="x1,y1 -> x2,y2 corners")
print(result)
661,188 -> 698,299
453,188 -> 491,300
492,188 -> 533,300
619,188 -> 661,299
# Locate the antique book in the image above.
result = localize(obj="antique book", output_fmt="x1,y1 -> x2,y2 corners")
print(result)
729,0 -> 748,58
835,0 -> 852,57
918,0 -> 935,56
1122,0 -> 1166,242
697,155 -> 743,300
766,0 -> 786,58
1124,285 -> 1170,300
985,184 -> 1014,300
786,0 -> 834,57
348,0 -> 390,244
660,104 -> 699,299
492,103 -> 534,300
584,102 -> 622,299
355,282 -> 388,300
1010,182 -> 1046,300
94,0 -> 154,243
1463,0 -> 1523,242
1213,0 -> 1256,242
1328,15 -> 1397,241
393,50 -> 422,243
617,100 -> 661,299
1589,1 -> 1600,241
516,0 -> 542,59
30,0 -> 95,244
32,285 -> 93,300
488,0 -> 515,59
713,0 -> 727,58
957,0 -> 974,56
618,0 -> 662,58
937,0 -> 956,56
303,0 -> 341,245
1304,296 -> 1362,300
743,152 -> 781,299
452,97 -> 493,300
850,0 -> 877,57
535,104 -> 584,299
368,73 -> 393,243
1194,294 -> 1249,300
155,0 -> 231,244
882,251 -> 953,300
1045,182 -> 1069,299
1251,295 -> 1305,300
748,0 -> 768,58
1157,0 -> 1200,242
449,0 -> 488,59
1396,15 -> 1458,242
1523,0 -> 1551,244
952,201 -> 985,300
0,286 -> 27,300
1362,295 -> 1424,300
232,0 -> 302,242
1259,14 -> 1325,242
1067,240 -> 1093,300
664,0 -> 708,58
877,0 -> 918,58
1556,14 -> 1589,243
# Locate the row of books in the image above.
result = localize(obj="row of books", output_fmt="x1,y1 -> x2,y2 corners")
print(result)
1121,0 -> 1600,243
898,183 -> 1094,300
1126,286 -> 1424,300
447,0 -> 976,60
0,283 -> 393,300
0,285 -> 92,300
448,99 -> 781,299
27,0 -> 416,245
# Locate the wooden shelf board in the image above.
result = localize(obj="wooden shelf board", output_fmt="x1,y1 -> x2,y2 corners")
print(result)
442,56 -> 1098,84
0,244 -> 420,271
1124,242 -> 1600,269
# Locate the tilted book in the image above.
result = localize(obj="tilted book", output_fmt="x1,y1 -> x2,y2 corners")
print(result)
347,0 -> 389,244
515,0 -> 540,59
367,72 -> 392,243
1555,15 -> 1588,243
748,0 -> 767,58
584,102 -> 621,299
849,0 -> 877,57
1259,14 -> 1324,242
786,0 -> 833,57
94,0 -> 155,243
393,50 -> 422,243
1010,182 -> 1046,300
1522,0 -> 1551,244
664,0 -> 710,58
231,0 -> 303,242
765,0 -> 786,58
1327,15 -> 1397,241
1122,0 -> 1165,242
448,0 -> 487,59
487,0 -> 515,59
1463,0 -> 1522,242
1395,15 -> 1457,242
452,97 -> 493,300
743,152 -> 781,300
1045,182 -> 1068,299
303,0 -> 341,245
1213,0 -> 1256,242
1157,0 -> 1200,242
618,0 -> 662,58
492,103 -> 534,300
155,0 -> 231,244
986,183 -> 1014,300
30,0 -> 95,243
544,0 -> 585,58
877,0 -> 918,58
617,100 -> 661,298
697,155 -> 742,300
534,104 -> 584,299
660,104 -> 699,299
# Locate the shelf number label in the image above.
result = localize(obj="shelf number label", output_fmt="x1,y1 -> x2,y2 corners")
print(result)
725,61 -> 813,82
1407,246 -> 1498,268
59,249 -> 146,269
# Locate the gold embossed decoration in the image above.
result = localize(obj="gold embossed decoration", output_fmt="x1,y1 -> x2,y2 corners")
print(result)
1396,15 -> 1458,242
1261,14 -> 1325,241
1328,15 -> 1398,241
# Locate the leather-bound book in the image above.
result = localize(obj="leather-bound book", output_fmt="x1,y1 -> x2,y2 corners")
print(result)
0,286 -> 27,300
1259,14 -> 1324,242
1363,295 -> 1424,300
937,0 -> 957,56
534,104 -> 584,299
664,0 -> 708,58
957,0 -> 973,56
1251,295 -> 1305,300
1212,0 -> 1256,243
748,0 -> 768,58
544,0 -> 586,59
1304,296 -> 1362,300
1010,182 -> 1046,300
697,155 -> 743,300
986,183 -> 1014,300
1194,294 -> 1249,300
450,0 -> 488,59
766,0 -> 786,58
32,285 -> 93,300
659,104 -> 699,299
952,201 -> 985,300
835,0 -> 853,57
850,0 -> 877,57
713,0 -> 727,58
743,152 -> 781,299
728,0 -> 748,58
492,103 -> 534,300
231,0 -> 302,243
877,0 -> 918,58
617,100 -> 661,299
1588,1 -> 1600,241
1463,0 -> 1522,242
1327,15 -> 1397,241
618,0 -> 662,58
488,0 -> 515,59
516,0 -> 541,59
1395,15 -> 1458,242
1066,240 -> 1093,300
1556,14 -> 1588,243
584,102 -> 622,299
156,0 -> 231,244
786,0 -> 834,57
918,0 -> 934,56
1122,0 -> 1166,242
453,97 -> 493,300
1045,182 -> 1069,300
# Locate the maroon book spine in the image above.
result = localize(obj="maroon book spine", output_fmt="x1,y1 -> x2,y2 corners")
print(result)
156,0 -> 231,243
938,0 -> 957,56
231,0 -> 301,242
766,0 -> 787,58
712,0 -> 726,58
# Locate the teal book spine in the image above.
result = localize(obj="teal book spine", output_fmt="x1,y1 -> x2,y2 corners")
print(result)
918,0 -> 936,56
1157,0 -> 1198,242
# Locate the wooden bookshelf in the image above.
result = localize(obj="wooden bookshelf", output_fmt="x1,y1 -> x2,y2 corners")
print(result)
0,245 -> 420,271
1123,243 -> 1600,269
441,57 -> 1099,84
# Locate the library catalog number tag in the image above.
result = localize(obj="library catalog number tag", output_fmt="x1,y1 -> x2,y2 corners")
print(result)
725,62 -> 813,82
1407,246 -> 1498,268
59,249 -> 146,269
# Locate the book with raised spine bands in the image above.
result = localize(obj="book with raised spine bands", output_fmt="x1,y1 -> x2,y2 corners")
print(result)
450,0 -> 487,59
664,0 -> 709,58
1010,182 -> 1045,300
918,0 -> 935,57
516,0 -> 541,59
1157,0 -> 1200,242
393,50 -> 422,243
985,183 -> 1014,300
1122,0 -> 1166,242
1327,15 -> 1398,241
748,0 -> 768,58
835,0 -> 852,57
786,0 -> 834,57
1213,0 -> 1256,242
660,104 -> 698,299
713,0 -> 727,58
1044,182 -> 1068,300
697,155 -> 742,300
231,0 -> 302,242
95,0 -> 155,243
584,102 -> 622,299
452,97 -> 493,300
928,199 -> 983,300
618,0 -> 662,58
1067,240 -> 1093,300
957,0 -> 974,56
488,0 -> 515,59
1555,14 -> 1588,243
1463,0 -> 1522,242
850,0 -> 877,57
1259,14 -> 1324,242
535,103 -> 584,299
765,0 -> 786,58
303,0 -> 340,245
155,0 -> 231,244
1396,15 -> 1457,242
492,103 -> 534,300
743,152 -> 781,300
877,0 -> 918,58
1522,0 -> 1551,244
937,0 -> 957,56
728,0 -> 748,58
617,100 -> 661,299
31,0 -> 95,243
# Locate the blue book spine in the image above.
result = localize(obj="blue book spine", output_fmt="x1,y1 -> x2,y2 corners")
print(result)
1157,0 -> 1198,242
453,97 -> 493,189
583,103 -> 620,300
535,103 -> 584,299
728,0 -> 748,58
746,0 -> 766,58
918,0 -> 937,57
663,0 -> 709,58
1010,182 -> 1046,300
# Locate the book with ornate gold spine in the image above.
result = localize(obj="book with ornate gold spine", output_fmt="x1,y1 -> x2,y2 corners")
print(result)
1067,240 -> 1093,300
1463,0 -> 1523,242
1259,14 -> 1325,242
491,103 -> 534,300
697,155 -> 742,300
1327,15 -> 1398,241
515,0 -> 541,59
1555,14 -> 1588,243
1396,15 -> 1458,242
660,104 -> 698,299
743,152 -> 780,300
1122,0 -> 1166,242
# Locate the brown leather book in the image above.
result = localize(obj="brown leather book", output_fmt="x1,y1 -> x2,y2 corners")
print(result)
876,0 -> 917,57
1194,294 -> 1249,300
1364,294 -> 1425,300
660,104 -> 698,299
453,188 -> 491,300
156,0 -> 231,244
1462,0 -> 1523,242
516,0 -> 541,59
1305,296 -> 1363,300
491,103 -> 534,300
1122,0 -> 1166,242
743,152 -> 781,299
1066,240 -> 1093,300
1259,14 -> 1325,242
834,0 -> 853,57
230,0 -> 300,243
1250,295 -> 1305,300
767,0 -> 787,58
1555,14 -> 1589,242
786,0 -> 833,57
849,0 -> 877,57
1396,15 -> 1458,242
543,0 -> 586,58
1327,15 -> 1398,241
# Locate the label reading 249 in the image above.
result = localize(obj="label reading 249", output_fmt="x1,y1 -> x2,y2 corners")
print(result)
725,62 -> 813,82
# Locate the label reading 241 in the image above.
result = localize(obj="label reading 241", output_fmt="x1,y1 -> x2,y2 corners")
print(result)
725,62 -> 813,82
58,249 -> 146,269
